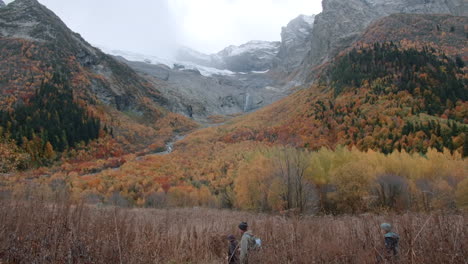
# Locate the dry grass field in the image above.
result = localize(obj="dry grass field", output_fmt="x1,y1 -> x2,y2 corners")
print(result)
0,197 -> 466,264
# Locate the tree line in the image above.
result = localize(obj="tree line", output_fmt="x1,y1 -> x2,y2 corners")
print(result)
326,42 -> 467,117
0,74 -> 102,168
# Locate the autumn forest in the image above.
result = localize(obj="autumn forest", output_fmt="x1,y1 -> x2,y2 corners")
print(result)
0,0 -> 467,262
0,40 -> 466,216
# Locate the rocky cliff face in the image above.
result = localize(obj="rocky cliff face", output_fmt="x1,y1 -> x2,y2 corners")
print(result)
276,15 -> 315,74
296,0 -> 465,83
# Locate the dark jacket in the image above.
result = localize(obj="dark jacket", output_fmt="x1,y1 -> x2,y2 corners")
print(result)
384,232 -> 400,256
228,237 -> 239,264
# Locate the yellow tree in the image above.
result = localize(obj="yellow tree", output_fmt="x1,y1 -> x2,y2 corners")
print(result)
44,141 -> 56,160
329,161 -> 374,213
234,153 -> 275,211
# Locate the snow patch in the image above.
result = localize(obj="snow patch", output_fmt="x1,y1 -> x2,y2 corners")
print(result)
97,45 -> 235,77
220,40 -> 280,57
265,86 -> 281,92
252,70 -> 270,74
178,61 -> 235,77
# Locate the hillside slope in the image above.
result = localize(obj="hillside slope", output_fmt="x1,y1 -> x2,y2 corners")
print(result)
9,13 -> 462,212
0,0 -> 196,170
219,14 -> 467,155
291,0 -> 465,83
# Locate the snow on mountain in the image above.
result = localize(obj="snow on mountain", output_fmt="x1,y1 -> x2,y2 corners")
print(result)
176,40 -> 281,73
215,40 -> 281,72
177,46 -> 213,63
97,46 -> 235,77
218,40 -> 280,57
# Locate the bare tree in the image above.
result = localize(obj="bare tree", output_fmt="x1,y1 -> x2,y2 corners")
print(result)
373,173 -> 409,210
272,148 -> 318,214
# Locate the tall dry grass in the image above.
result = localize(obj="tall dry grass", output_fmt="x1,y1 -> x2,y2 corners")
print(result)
0,197 -> 466,263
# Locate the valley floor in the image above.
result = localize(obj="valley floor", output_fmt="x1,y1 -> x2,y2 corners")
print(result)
0,198 -> 466,264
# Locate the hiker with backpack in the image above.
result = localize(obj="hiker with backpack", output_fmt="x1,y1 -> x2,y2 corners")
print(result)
379,223 -> 400,261
238,222 -> 260,264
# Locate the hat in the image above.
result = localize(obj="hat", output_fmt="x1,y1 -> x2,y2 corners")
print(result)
380,223 -> 392,232
238,222 -> 248,231
227,234 -> 236,241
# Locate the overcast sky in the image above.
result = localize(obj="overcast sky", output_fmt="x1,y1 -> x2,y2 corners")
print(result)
5,0 -> 322,57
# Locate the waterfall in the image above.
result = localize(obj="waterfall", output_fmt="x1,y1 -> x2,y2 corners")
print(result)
244,93 -> 251,112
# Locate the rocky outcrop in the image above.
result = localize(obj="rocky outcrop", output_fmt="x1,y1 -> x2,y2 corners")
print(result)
0,0 -> 6,8
296,0 -> 466,83
276,15 -> 315,74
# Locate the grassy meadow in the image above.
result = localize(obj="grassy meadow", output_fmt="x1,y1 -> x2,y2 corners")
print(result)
0,197 -> 466,264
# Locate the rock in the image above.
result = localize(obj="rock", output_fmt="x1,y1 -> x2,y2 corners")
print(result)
0,0 -> 6,8
276,15 -> 315,74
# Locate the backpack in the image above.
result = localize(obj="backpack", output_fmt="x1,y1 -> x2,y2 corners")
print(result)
247,233 -> 262,250
254,238 -> 262,249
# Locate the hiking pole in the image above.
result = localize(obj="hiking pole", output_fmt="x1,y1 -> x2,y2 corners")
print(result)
373,245 -> 385,263
228,244 -> 240,263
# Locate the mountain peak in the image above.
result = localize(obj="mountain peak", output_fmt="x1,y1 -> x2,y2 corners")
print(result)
298,14 -> 316,25
276,14 -> 315,73
0,0 -> 98,59
0,0 -> 5,8
0,0 -> 65,41
9,0 -> 42,8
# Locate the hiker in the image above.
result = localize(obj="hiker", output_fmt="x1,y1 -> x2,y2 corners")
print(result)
380,223 -> 400,259
227,234 -> 239,264
238,222 -> 256,264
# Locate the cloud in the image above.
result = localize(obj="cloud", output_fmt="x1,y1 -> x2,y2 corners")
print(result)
4,0 -> 323,55
171,0 -> 322,53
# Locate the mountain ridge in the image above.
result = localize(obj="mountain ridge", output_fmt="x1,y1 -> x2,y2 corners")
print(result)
293,0 -> 465,83
0,0 -> 196,169
211,13 -> 467,155
276,14 -> 316,74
